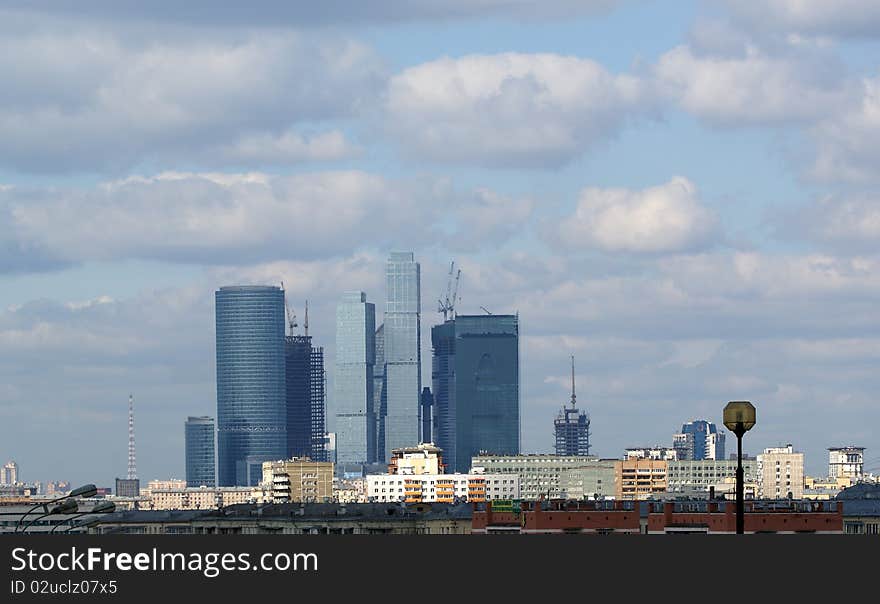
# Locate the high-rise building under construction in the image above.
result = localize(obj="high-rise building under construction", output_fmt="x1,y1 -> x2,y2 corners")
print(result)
554,357 -> 591,456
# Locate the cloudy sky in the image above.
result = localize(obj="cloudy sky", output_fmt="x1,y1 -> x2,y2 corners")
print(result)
2,0 -> 880,487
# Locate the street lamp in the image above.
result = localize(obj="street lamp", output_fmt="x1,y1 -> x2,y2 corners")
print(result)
14,484 -> 98,533
19,499 -> 78,534
723,401 -> 756,535
51,501 -> 116,534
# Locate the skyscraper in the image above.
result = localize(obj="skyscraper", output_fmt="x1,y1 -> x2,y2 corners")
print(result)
432,314 -> 520,473
373,323 -> 386,461
554,356 -> 591,456
672,419 -> 726,461
215,285 -> 287,486
421,387 -> 433,444
1,460 -> 19,485
382,251 -> 421,461
185,416 -> 216,487
334,291 -> 376,470
284,329 -> 327,463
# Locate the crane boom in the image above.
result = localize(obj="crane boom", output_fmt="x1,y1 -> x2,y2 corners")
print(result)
281,281 -> 297,336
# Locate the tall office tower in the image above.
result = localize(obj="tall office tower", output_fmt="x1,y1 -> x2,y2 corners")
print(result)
672,419 -> 726,461
185,416 -> 216,487
1,460 -> 19,484
215,285 -> 287,486
373,324 -> 387,462
554,356 -> 591,456
284,332 -> 328,462
382,252 -> 421,461
432,314 -> 519,473
421,387 -> 433,444
334,291 -> 377,470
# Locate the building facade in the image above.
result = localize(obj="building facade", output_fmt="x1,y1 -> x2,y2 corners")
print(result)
559,460 -> 617,500
261,458 -> 334,503
334,292 -> 377,469
625,447 -> 678,461
616,459 -> 668,500
554,357 -> 590,456
373,324 -> 386,462
1,461 -> 18,485
387,443 -> 445,475
433,315 -> 520,473
672,420 -> 726,461
215,285 -> 287,486
471,454 -> 596,500
367,472 -> 518,503
185,416 -> 216,488
757,444 -> 805,499
666,459 -> 757,498
828,446 -> 865,481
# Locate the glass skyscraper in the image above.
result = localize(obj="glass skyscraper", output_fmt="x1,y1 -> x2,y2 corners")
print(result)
215,285 -> 287,486
185,416 -> 216,487
382,252 -> 421,461
334,291 -> 376,469
432,314 -> 520,473
673,419 -> 726,461
285,334 -> 326,462
373,323 -> 386,461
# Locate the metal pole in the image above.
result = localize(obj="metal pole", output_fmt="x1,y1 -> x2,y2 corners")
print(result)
736,429 -> 744,534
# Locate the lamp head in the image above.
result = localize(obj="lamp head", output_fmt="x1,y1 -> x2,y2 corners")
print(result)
69,484 -> 98,498
91,502 -> 116,514
50,499 -> 78,515
723,401 -> 756,433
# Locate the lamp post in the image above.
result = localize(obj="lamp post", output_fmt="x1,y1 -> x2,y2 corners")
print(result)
723,401 -> 756,535
15,484 -> 98,533
51,502 -> 116,534
20,499 -> 78,534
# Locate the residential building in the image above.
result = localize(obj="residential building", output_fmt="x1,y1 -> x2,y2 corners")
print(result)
115,478 -> 140,498
804,476 -> 853,500
757,444 -> 805,499
672,419 -> 726,461
433,315 -> 520,473
366,472 -> 518,503
382,251 -> 421,462
334,291 -> 377,471
471,454 -> 596,500
473,499 -> 641,535
261,458 -> 334,503
828,446 -> 865,481
387,443 -> 445,475
625,447 -> 678,461
559,460 -> 617,500
145,486 -> 256,511
666,459 -> 757,498
185,416 -> 215,487
646,499 -> 843,534
1,461 -> 19,485
837,483 -> 880,535
215,285 -> 287,486
616,459 -> 667,500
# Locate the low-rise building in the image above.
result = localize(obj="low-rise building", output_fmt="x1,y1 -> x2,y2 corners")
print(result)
616,459 -> 667,500
559,460 -> 617,500
837,483 -> 880,535
148,486 -> 256,510
261,458 -> 334,503
367,472 -> 518,503
625,447 -> 678,461
646,499 -> 843,534
666,459 -> 757,498
471,454 -> 598,500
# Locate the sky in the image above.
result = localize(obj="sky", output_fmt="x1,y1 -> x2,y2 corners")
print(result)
2,0 -> 880,487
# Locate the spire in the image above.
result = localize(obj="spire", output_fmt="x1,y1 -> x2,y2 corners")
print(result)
570,355 -> 577,409
127,394 -> 137,480
304,299 -> 309,337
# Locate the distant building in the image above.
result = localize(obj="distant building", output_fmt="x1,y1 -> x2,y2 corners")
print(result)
284,330 -> 327,463
147,485 -> 256,511
1,461 -> 18,485
115,478 -> 140,498
828,446 -> 865,481
185,416 -> 215,488
382,251 -> 422,462
471,454 -> 596,500
366,470 -> 518,503
261,458 -> 334,503
645,500 -> 842,534
625,447 -> 678,461
554,356 -> 590,456
433,315 -> 520,473
215,285 -> 287,486
373,324 -> 386,462
804,475 -> 852,501
334,291 -> 377,471
387,443 -> 445,475
666,459 -> 757,498
757,444 -> 804,499
673,420 -> 725,461
837,483 -> 880,535
421,387 -> 433,444
559,460 -> 618,500
616,459 -> 668,501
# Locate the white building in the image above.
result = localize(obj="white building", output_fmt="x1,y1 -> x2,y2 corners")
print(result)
366,472 -> 518,503
757,444 -> 804,499
625,447 -> 678,461
828,447 -> 864,480
2,460 -> 19,485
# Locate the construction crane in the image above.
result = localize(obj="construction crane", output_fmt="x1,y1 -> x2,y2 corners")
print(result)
480,306 -> 492,315
437,261 -> 462,321
281,281 -> 297,336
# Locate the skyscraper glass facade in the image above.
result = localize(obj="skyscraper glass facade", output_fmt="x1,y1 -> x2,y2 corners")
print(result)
373,323 -> 387,461
432,314 -> 520,473
284,333 -> 328,462
185,416 -> 216,487
215,285 -> 287,486
673,419 -> 726,461
383,252 -> 421,460
334,291 -> 376,467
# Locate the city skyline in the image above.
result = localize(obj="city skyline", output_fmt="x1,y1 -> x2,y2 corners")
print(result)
2,2 -> 880,488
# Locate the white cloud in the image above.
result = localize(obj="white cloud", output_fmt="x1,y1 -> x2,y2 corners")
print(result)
386,52 -> 651,167
557,177 -> 718,253
655,41 -> 850,125
0,29 -> 384,171
722,1 -> 880,38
